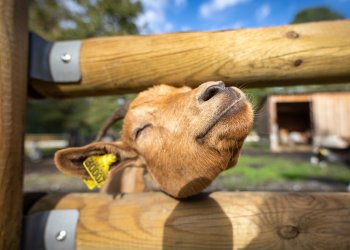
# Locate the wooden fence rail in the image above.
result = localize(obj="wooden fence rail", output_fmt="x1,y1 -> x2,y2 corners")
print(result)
28,192 -> 350,250
30,20 -> 350,98
0,0 -> 28,249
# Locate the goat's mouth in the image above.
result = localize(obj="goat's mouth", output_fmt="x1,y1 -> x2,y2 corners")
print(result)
196,90 -> 244,142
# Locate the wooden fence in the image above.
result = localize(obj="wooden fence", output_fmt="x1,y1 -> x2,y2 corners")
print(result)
30,20 -> 350,98
27,192 -> 350,250
0,1 -> 28,250
0,0 -> 350,249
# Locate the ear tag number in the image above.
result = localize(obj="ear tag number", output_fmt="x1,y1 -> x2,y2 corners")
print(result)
83,154 -> 117,189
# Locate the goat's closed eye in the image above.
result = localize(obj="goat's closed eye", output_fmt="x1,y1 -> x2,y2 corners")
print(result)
134,124 -> 152,140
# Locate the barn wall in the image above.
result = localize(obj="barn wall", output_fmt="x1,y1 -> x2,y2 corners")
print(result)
312,93 -> 350,139
257,92 -> 350,151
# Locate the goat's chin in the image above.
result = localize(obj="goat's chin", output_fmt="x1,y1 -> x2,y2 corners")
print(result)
148,171 -> 215,198
147,158 -> 225,198
173,177 -> 213,198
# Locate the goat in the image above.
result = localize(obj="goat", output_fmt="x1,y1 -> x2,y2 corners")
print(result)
54,81 -> 253,198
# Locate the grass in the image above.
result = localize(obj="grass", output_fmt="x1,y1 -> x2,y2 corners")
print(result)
242,141 -> 270,152
24,171 -> 87,192
25,144 -> 350,192
217,153 -> 350,190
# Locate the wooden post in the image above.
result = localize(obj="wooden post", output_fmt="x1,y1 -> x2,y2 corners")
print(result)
29,192 -> 350,250
0,0 -> 28,249
29,20 -> 350,98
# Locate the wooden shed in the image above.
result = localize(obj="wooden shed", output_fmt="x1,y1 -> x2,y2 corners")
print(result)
256,92 -> 350,152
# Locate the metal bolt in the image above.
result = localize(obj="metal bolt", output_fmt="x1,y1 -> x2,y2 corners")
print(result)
61,53 -> 72,63
56,230 -> 67,241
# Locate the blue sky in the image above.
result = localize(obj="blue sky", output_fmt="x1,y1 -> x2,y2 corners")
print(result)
135,0 -> 350,34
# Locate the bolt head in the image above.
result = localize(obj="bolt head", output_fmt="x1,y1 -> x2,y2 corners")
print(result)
56,230 -> 67,241
61,53 -> 72,63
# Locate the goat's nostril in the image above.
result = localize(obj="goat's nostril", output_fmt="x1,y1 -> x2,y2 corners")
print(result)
199,83 -> 225,102
200,88 -> 220,102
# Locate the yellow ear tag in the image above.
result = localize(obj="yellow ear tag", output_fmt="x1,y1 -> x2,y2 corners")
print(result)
83,154 -> 117,190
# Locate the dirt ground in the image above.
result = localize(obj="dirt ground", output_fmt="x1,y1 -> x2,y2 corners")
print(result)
24,157 -> 88,192
24,149 -> 350,193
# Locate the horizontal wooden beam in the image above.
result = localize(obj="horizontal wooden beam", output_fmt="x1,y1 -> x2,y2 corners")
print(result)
29,20 -> 350,98
28,192 -> 350,249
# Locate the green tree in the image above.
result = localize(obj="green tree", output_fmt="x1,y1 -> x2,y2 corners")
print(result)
28,0 -> 142,138
291,6 -> 344,24
30,0 -> 142,40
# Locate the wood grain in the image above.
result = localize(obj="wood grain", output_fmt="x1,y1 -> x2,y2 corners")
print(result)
0,0 -> 28,249
29,192 -> 350,250
312,93 -> 350,139
29,20 -> 350,98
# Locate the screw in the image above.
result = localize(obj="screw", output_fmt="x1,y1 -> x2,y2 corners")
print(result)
56,230 -> 67,241
61,53 -> 72,63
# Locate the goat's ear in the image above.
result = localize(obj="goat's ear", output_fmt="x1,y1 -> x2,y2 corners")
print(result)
54,141 -> 145,179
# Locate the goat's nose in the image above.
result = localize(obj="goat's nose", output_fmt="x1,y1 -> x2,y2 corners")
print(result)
198,82 -> 225,102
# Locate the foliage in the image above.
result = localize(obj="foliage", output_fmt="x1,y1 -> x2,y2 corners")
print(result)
291,6 -> 344,24
217,153 -> 350,190
26,98 -> 88,134
28,0 -> 142,136
29,0 -> 142,40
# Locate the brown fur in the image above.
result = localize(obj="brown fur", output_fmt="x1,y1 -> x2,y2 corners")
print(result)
55,81 -> 253,198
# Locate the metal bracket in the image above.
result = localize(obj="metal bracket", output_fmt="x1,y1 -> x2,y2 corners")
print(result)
23,209 -> 79,250
29,32 -> 81,83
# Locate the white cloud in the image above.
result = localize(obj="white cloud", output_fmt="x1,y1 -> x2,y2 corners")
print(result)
175,0 -> 187,7
231,21 -> 244,29
135,0 -> 174,34
199,0 -> 249,18
164,22 -> 174,32
180,26 -> 192,31
256,3 -> 271,22
213,21 -> 244,31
